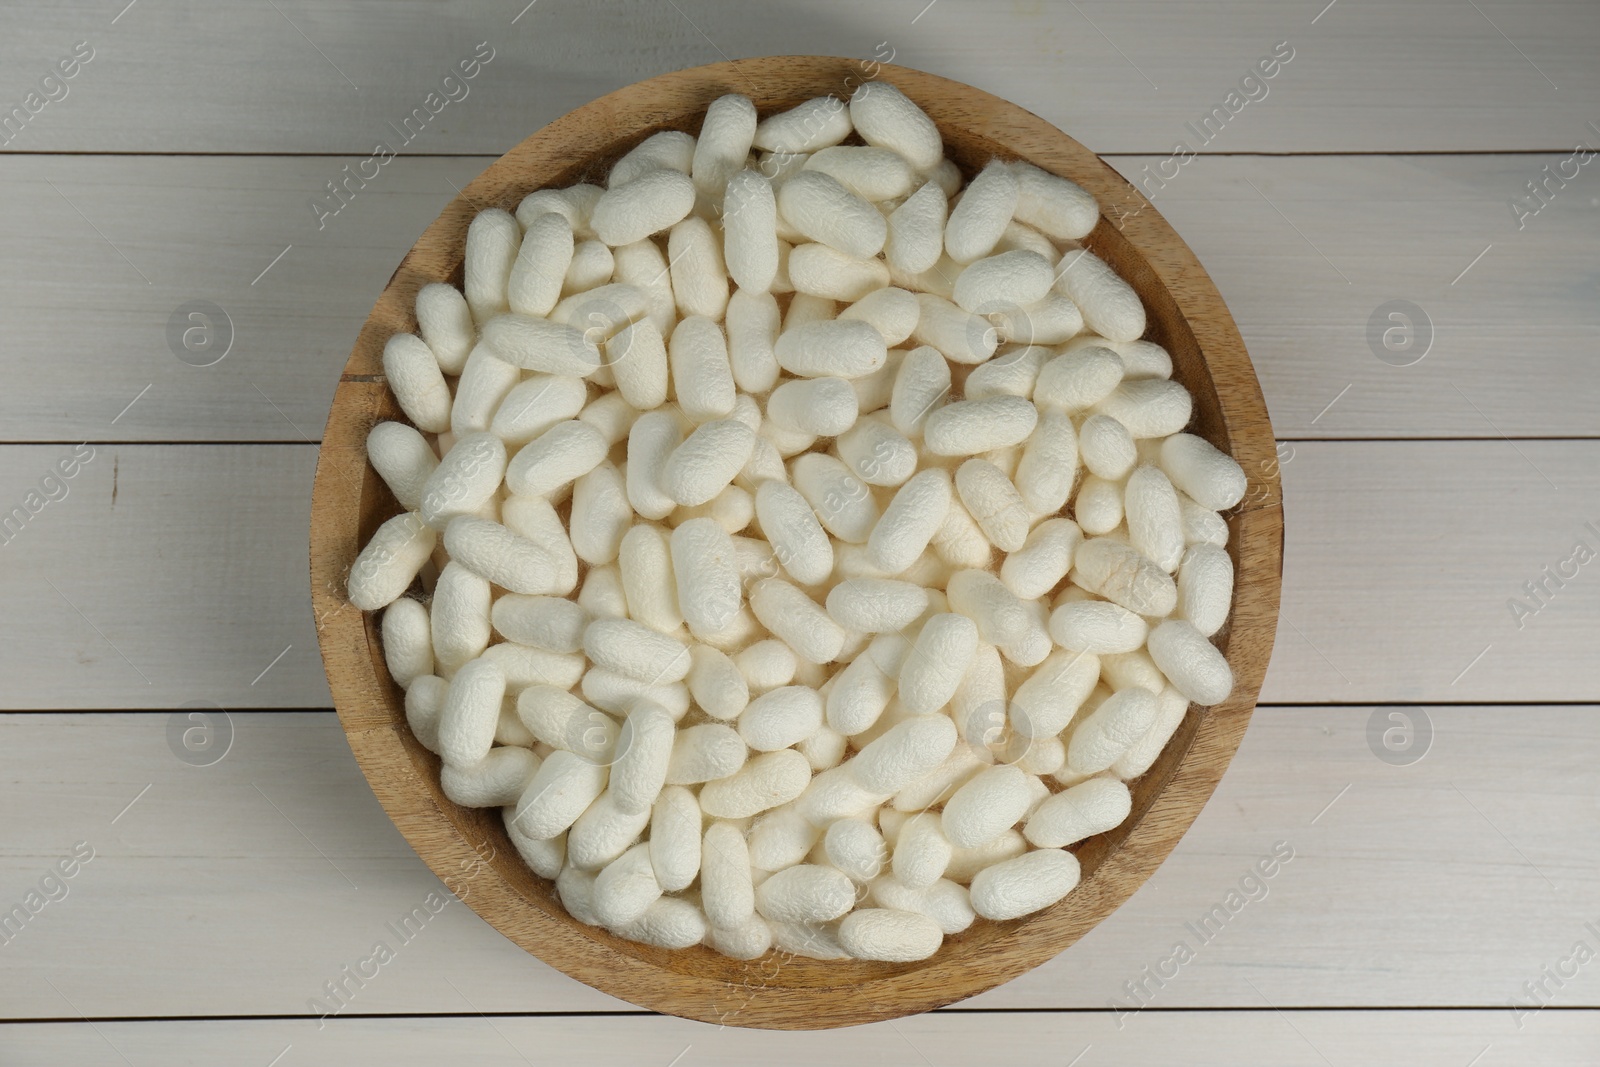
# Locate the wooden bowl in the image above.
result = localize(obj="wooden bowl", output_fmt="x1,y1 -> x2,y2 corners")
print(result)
311,56 -> 1283,1030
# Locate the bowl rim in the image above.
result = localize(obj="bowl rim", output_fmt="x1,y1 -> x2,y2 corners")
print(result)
310,55 -> 1283,1030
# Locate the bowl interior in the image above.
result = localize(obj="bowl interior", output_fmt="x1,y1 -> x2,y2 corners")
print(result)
311,56 -> 1283,1029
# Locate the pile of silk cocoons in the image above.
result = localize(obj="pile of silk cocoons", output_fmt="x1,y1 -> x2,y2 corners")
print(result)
347,82 -> 1247,965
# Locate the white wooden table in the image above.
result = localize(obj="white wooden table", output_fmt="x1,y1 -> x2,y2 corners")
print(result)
3,1 -> 1597,1062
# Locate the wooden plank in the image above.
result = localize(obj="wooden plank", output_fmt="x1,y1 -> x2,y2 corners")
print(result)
0,445 -> 331,710
1266,439 -> 1600,703
4,1 -> 1596,155
0,707 -> 1594,1020
2,440 -> 1594,709
1103,154 -> 1600,440
1,153 -> 1592,442
4,1011 -> 1597,1065
0,156 -> 487,443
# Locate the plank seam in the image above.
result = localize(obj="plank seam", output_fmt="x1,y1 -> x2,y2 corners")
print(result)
0,149 -> 1591,159
4,1005 -> 1596,1024
6,437 -> 1598,448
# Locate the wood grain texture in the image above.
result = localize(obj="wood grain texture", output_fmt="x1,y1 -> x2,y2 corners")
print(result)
1269,439 -> 1600,703
1,708 -> 1595,1019
2,440 -> 1594,710
5,1010 -> 1598,1065
0,444 -> 326,709
0,0 -> 1591,1048
5,0 -> 1596,154
310,57 -> 1280,1028
0,154 -> 486,442
1104,153 -> 1600,440
3,153 -> 1593,442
